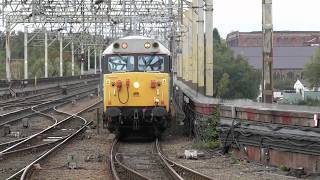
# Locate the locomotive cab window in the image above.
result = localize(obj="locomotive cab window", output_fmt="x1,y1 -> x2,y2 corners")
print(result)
138,55 -> 165,72
107,55 -> 134,72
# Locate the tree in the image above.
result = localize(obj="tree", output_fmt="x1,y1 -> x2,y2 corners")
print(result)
212,29 -> 261,99
0,30 -> 83,80
213,28 -> 221,46
274,79 -> 294,90
304,48 -> 320,88
217,73 -> 230,98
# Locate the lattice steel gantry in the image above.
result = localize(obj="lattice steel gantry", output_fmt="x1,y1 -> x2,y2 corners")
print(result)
0,0 -> 180,81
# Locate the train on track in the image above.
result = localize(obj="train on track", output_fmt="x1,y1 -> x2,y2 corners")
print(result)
102,36 -> 172,136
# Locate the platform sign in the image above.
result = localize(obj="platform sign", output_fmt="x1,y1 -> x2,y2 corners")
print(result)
314,114 -> 318,127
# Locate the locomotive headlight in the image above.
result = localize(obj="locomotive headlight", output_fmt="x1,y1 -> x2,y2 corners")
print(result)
144,42 -> 151,49
133,82 -> 140,89
113,43 -> 120,49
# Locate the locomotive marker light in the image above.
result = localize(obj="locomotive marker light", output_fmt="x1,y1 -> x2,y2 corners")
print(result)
121,42 -> 128,49
133,82 -> 140,89
144,42 -> 151,49
155,98 -> 160,105
151,80 -> 157,88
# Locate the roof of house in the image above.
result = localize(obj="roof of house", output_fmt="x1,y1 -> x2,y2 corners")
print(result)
231,47 -> 318,69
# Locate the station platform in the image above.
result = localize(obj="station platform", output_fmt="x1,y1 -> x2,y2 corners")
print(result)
175,79 -> 320,113
175,79 -> 319,127
175,79 -> 320,173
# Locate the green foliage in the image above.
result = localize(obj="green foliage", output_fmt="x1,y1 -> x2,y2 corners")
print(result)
213,28 -> 221,46
192,140 -> 220,150
193,108 -> 221,150
297,98 -> 320,106
279,165 -> 290,172
230,152 -> 239,164
274,79 -> 294,90
213,33 -> 261,99
304,48 -> 320,88
0,31 -> 81,80
217,73 -> 230,98
205,108 -> 220,140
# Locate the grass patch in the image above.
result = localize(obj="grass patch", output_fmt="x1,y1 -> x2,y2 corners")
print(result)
192,140 -> 221,150
229,153 -> 239,164
279,165 -> 290,172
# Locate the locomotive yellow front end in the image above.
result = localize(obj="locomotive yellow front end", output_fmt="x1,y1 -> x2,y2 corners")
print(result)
102,36 -> 172,135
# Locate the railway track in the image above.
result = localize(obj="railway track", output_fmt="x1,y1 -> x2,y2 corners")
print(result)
0,86 -> 96,128
110,137 -> 213,180
0,80 -> 99,112
0,87 -> 97,153
0,98 -> 101,180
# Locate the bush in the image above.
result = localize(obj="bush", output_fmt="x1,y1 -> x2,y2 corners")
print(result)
193,107 -> 221,150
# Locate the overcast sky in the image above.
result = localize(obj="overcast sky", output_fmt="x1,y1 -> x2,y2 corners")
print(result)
213,0 -> 320,38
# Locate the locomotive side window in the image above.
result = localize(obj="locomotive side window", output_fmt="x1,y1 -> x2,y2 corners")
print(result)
138,55 -> 165,72
108,56 -> 134,72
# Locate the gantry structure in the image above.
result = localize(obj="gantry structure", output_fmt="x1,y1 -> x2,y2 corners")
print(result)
2,0 -> 274,100
0,0 -> 183,80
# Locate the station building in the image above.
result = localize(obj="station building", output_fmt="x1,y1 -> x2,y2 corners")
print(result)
226,31 -> 320,81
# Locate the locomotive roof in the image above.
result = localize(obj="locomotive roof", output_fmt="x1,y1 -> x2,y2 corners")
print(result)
103,36 -> 171,55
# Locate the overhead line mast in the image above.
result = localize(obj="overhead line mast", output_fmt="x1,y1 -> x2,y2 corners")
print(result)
262,0 -> 274,103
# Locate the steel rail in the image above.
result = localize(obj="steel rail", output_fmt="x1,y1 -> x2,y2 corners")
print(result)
0,138 -> 27,151
0,86 -> 96,123
111,138 -> 197,180
0,87 -> 95,152
0,79 -> 90,105
8,100 -> 101,180
111,137 -> 150,180
0,79 -> 99,109
0,95 -> 87,151
156,139 -> 214,180
110,138 -> 121,180
0,87 -> 93,130
155,138 -> 184,180
16,122 -> 92,180
0,91 -> 98,154
0,138 -> 65,160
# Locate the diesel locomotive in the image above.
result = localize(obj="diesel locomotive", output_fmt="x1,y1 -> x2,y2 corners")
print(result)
102,36 -> 172,136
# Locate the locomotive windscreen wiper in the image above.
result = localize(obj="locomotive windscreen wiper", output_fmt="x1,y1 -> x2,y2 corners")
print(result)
115,53 -> 125,62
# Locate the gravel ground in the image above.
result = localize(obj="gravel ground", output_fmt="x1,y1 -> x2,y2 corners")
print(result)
0,95 -> 105,180
59,95 -> 98,114
30,104 -> 113,180
0,114 -> 53,144
0,96 -> 96,145
161,136 -> 304,180
0,107 -> 25,115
